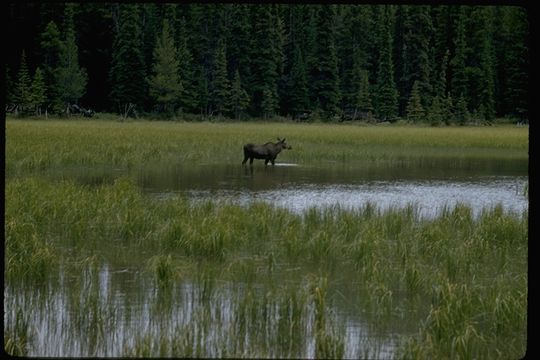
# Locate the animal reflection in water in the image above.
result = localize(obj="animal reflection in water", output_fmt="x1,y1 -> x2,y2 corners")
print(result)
242,138 -> 292,166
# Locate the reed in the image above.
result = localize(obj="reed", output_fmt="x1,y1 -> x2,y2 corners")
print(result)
7,118 -> 527,177
5,173 -> 527,357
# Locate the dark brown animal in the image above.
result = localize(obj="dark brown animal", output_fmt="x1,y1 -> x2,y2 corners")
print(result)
242,138 -> 292,166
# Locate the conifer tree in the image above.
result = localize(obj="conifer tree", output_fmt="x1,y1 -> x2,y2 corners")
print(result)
30,68 -> 46,116
56,4 -> 87,112
428,95 -> 444,126
109,4 -> 146,117
6,67 -> 14,107
454,95 -> 469,125
288,43 -> 309,116
467,6 -> 495,121
210,40 -> 231,117
250,5 -> 279,117
355,68 -> 373,115
504,7 -> 528,120
14,51 -> 32,114
313,5 -> 341,119
229,69 -> 250,120
40,21 -> 63,113
406,81 -> 424,122
374,7 -> 398,121
176,16 -> 197,114
147,19 -> 182,116
450,7 -> 468,104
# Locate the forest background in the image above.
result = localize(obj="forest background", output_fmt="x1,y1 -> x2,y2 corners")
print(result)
5,3 -> 529,123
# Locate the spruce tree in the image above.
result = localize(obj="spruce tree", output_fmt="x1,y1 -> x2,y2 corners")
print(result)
176,15 -> 197,114
405,81 -> 424,122
210,40 -> 231,117
109,4 -> 146,117
355,68 -> 373,115
374,7 -> 398,121
40,21 -> 63,114
229,69 -> 250,120
6,67 -> 14,108
467,6 -> 496,121
313,5 -> 341,119
428,95 -> 444,126
454,95 -> 469,125
400,6 -> 433,112
504,7 -> 528,120
14,51 -> 32,115
30,68 -> 47,116
56,4 -> 87,112
288,43 -> 309,116
147,19 -> 182,116
450,7 -> 468,104
250,5 -> 279,117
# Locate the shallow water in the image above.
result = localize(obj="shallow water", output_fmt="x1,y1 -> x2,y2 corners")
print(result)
138,159 -> 528,217
5,158 -> 528,357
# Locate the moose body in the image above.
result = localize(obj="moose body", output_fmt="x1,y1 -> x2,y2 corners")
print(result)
242,138 -> 292,166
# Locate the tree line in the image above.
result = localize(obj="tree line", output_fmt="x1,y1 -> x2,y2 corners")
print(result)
5,3 -> 529,123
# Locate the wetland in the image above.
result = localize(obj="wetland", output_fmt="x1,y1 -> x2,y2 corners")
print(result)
5,119 -> 528,358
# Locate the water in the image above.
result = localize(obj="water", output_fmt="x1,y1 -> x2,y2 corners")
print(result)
138,160 -> 528,218
5,158 -> 528,357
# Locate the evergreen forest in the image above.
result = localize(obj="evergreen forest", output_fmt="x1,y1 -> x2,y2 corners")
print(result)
5,3 -> 530,123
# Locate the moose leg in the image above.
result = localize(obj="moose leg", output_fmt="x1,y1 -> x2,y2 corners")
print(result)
242,156 -> 248,165
249,157 -> 254,165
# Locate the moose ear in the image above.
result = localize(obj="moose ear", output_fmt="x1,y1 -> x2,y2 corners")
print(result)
277,137 -> 282,142
282,138 -> 286,142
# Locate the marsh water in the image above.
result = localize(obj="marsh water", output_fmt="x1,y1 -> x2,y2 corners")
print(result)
6,157 -> 528,357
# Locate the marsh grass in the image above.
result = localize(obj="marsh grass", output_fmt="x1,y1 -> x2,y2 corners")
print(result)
4,175 -> 527,357
6,119 -> 528,177
5,113 -> 528,360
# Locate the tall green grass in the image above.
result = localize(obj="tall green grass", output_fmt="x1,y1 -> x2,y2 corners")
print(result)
5,176 -> 527,358
6,118 -> 528,176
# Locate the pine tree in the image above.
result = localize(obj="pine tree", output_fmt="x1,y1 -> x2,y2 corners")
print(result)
14,51 -> 32,115
210,40 -> 231,117
109,4 -> 146,117
229,69 -> 250,120
147,19 -> 182,116
56,4 -> 87,112
30,68 -> 47,116
406,81 -> 424,122
374,7 -> 398,121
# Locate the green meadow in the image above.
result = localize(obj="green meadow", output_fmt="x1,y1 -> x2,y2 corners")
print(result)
6,118 -> 527,175
5,118 -> 528,358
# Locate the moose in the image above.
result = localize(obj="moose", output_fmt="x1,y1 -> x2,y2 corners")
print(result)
242,138 -> 292,166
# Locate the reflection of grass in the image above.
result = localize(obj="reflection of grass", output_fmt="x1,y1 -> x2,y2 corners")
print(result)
6,118 -> 528,176
5,176 -> 527,358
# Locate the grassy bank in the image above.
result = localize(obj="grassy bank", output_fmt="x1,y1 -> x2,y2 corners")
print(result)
5,177 -> 527,358
6,118 -> 528,176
